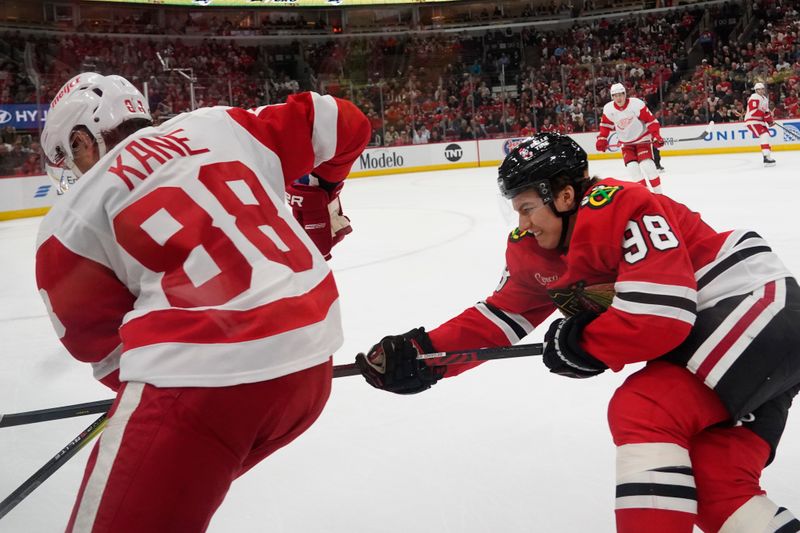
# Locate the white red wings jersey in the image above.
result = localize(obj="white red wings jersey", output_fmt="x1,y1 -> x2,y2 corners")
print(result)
428,229 -> 564,377
597,97 -> 660,145
745,93 -> 772,125
36,92 -> 371,388
555,178 -> 792,371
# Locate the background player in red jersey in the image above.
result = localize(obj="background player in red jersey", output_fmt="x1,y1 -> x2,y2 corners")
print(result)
746,82 -> 777,166
357,133 -> 800,532
595,83 -> 665,193
37,72 -> 370,532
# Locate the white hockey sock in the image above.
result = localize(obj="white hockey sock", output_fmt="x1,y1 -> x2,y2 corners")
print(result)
639,159 -> 663,194
719,495 -> 800,533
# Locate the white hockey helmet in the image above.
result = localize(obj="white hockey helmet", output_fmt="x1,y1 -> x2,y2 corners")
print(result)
753,82 -> 766,91
41,72 -> 150,189
610,83 -> 626,96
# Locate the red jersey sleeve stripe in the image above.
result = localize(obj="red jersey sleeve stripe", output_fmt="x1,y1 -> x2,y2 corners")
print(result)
120,272 -> 339,349
36,236 -> 135,364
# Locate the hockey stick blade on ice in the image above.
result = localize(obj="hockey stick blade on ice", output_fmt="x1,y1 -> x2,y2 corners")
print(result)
0,414 -> 107,520
2,343 -> 544,425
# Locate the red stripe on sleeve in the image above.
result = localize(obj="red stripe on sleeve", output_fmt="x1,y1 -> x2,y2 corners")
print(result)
120,272 -> 339,349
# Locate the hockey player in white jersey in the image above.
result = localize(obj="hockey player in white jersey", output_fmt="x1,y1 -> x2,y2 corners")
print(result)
745,82 -> 776,166
37,72 -> 370,532
595,83 -> 665,193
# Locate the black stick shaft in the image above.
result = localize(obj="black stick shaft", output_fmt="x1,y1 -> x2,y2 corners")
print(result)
0,414 -> 107,520
0,399 -> 113,428
2,343 -> 544,426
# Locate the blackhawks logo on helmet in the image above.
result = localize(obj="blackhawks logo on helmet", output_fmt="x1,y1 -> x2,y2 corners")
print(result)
581,184 -> 623,209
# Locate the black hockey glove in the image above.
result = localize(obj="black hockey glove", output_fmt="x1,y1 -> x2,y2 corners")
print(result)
356,327 -> 445,395
542,311 -> 607,379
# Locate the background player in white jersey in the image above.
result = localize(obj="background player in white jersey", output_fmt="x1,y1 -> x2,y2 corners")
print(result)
745,82 -> 776,166
357,134 -> 800,532
595,83 -> 665,193
37,72 -> 370,532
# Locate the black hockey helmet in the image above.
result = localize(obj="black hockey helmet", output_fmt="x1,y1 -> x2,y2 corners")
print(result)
497,133 -> 589,201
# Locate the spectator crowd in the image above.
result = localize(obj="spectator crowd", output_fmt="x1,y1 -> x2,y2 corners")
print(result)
1,0 -> 799,175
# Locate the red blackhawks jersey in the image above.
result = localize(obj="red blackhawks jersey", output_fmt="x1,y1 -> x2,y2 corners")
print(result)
560,178 -> 792,378
428,179 -> 793,389
36,92 -> 370,389
745,92 -> 773,126
598,97 -> 660,145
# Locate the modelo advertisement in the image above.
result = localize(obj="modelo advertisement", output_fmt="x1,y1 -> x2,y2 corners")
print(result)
349,141 -> 479,177
4,122 -> 799,220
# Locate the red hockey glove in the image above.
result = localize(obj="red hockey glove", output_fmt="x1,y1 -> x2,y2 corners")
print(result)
286,175 -> 351,260
766,117 -> 775,126
356,328 -> 445,394
595,137 -> 609,152
542,311 -> 607,379
652,132 -> 665,148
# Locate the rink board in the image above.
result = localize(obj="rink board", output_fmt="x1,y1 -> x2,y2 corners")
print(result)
3,120 -> 800,220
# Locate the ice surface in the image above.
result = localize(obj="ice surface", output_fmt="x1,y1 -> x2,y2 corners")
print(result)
1,151 -> 798,532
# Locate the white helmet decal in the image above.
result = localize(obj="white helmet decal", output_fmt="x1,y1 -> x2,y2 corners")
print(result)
753,82 -> 766,91
41,72 -> 151,191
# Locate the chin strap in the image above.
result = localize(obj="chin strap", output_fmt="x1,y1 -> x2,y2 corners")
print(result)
548,203 -> 578,251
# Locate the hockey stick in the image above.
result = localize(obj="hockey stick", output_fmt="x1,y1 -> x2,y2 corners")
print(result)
0,414 -> 107,520
608,121 -> 715,149
0,399 -> 113,429
774,122 -> 800,141
0,342 -> 542,518
670,120 -> 715,142
1,343 -> 544,427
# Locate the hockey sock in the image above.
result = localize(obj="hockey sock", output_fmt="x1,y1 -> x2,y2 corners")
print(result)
719,497 -> 800,533
615,443 -> 696,533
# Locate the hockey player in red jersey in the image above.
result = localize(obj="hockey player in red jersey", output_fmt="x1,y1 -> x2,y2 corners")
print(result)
596,83 -> 665,193
37,72 -> 370,532
745,82 -> 777,166
357,133 -> 800,532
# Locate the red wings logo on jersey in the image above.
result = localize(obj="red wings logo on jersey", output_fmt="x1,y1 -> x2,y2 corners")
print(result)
581,185 -> 623,209
617,117 -> 635,130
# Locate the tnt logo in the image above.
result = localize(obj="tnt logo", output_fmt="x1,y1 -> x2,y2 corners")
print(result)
34,185 -> 51,198
444,143 -> 463,162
